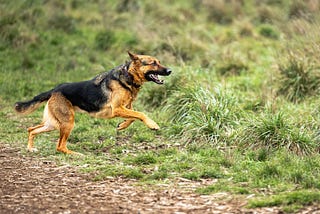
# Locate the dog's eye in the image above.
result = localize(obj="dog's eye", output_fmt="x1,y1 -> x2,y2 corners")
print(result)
142,61 -> 154,66
152,61 -> 157,66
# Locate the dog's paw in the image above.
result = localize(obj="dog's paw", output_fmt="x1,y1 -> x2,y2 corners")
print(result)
71,151 -> 84,156
28,147 -> 38,153
146,119 -> 160,130
117,120 -> 134,131
117,122 -> 129,130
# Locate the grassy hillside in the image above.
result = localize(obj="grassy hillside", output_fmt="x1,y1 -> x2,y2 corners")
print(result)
1,0 -> 320,212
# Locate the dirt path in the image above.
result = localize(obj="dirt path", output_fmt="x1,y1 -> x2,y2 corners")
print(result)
0,143 -> 315,214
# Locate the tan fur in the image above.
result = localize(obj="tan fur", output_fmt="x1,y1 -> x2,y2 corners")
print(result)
27,93 -> 75,154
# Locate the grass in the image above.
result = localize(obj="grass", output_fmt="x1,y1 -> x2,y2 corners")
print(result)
240,110 -> 317,154
166,85 -> 240,144
277,47 -> 320,103
248,190 -> 320,212
1,0 -> 320,212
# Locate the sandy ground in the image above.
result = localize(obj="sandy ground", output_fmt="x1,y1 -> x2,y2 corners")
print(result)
1,144 -> 319,214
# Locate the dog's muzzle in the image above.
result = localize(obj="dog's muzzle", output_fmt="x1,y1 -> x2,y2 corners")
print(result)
164,68 -> 172,76
145,68 -> 172,84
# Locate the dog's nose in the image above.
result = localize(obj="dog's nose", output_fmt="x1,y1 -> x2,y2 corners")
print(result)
166,68 -> 172,75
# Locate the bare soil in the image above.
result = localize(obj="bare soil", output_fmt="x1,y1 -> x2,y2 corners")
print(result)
1,144 -> 319,214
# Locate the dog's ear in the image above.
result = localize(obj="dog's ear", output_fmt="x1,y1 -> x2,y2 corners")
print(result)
128,51 -> 139,61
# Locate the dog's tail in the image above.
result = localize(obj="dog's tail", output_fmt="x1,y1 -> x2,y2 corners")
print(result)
14,90 -> 53,114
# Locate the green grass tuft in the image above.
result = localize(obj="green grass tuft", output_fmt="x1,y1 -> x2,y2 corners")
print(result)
248,190 -> 320,211
277,52 -> 320,103
240,110 -> 317,154
259,24 -> 280,39
167,86 -> 240,144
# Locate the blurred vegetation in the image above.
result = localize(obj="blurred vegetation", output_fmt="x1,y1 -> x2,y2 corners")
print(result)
1,0 -> 320,212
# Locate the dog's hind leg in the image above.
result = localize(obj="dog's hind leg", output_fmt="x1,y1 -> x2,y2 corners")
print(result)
56,124 -> 74,154
27,123 -> 55,152
46,93 -> 78,155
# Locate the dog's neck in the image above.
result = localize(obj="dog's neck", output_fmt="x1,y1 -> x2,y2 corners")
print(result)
93,62 -> 142,92
120,61 -> 141,89
109,61 -> 141,93
127,61 -> 147,87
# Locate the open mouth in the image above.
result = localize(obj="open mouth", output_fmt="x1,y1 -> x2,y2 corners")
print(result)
145,68 -> 171,84
146,73 -> 164,84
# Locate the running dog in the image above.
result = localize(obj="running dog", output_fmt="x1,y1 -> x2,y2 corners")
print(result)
15,52 -> 172,154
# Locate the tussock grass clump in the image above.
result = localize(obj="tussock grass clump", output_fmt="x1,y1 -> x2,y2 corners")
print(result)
237,20 -> 254,37
0,13 -> 38,48
259,24 -> 280,39
204,0 -> 242,25
95,30 -> 116,50
215,49 -> 249,76
277,20 -> 320,102
167,86 -> 240,144
277,52 -> 320,103
240,110 -> 317,155
48,14 -> 76,33
116,0 -> 140,13
95,29 -> 138,51
216,59 -> 248,76
256,5 -> 282,24
288,0 -> 314,20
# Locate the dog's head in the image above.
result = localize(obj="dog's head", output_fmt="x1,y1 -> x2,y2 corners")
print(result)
127,51 -> 171,85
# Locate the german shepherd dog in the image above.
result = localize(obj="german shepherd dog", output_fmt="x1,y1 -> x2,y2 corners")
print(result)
15,52 -> 171,154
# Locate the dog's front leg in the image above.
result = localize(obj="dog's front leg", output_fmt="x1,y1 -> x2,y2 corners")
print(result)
114,107 -> 159,130
117,119 -> 134,130
117,103 -> 135,130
